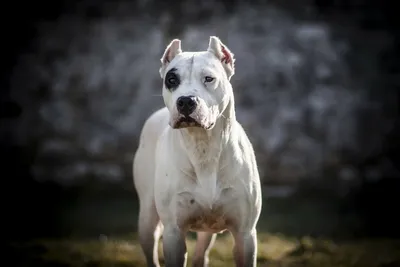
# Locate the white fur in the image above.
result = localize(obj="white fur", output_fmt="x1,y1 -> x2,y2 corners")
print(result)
133,36 -> 262,267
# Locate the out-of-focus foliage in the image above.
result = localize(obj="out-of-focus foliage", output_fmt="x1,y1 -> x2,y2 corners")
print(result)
8,1 -> 398,186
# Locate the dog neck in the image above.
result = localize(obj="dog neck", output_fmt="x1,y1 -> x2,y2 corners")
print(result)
177,96 -> 236,205
178,95 -> 236,166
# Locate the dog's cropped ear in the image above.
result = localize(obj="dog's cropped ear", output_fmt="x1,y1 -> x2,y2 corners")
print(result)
159,39 -> 182,78
207,36 -> 235,79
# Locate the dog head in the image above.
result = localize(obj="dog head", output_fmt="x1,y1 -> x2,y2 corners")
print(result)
159,36 -> 235,130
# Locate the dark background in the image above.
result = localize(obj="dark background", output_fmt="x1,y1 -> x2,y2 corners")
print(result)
1,0 -> 400,265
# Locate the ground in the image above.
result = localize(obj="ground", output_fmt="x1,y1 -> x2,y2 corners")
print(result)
5,183 -> 400,267
9,234 -> 400,267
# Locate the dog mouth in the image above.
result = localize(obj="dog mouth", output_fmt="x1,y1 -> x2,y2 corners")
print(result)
173,117 -> 216,130
174,116 -> 203,129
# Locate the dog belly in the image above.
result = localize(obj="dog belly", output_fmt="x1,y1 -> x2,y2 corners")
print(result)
176,190 -> 237,232
186,210 -> 230,233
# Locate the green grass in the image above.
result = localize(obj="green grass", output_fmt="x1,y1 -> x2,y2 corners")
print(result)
9,234 -> 400,267
6,185 -> 400,267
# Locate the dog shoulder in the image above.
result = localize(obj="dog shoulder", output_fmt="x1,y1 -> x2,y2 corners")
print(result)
231,121 -> 259,176
139,107 -> 169,144
232,121 -> 254,150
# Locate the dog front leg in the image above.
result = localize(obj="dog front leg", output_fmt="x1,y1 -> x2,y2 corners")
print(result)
232,229 -> 258,267
163,224 -> 188,267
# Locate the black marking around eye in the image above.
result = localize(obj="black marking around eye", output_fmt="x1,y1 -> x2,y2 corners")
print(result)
164,68 -> 180,91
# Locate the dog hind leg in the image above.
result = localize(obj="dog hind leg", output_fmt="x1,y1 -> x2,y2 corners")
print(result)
192,232 -> 217,267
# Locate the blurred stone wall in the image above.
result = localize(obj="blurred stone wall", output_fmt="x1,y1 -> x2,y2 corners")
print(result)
7,1 -> 398,186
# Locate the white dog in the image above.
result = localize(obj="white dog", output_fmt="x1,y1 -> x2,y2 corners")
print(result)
133,36 -> 262,267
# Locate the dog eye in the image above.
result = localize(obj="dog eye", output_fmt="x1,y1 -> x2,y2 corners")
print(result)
168,77 -> 177,85
204,76 -> 214,83
165,73 -> 179,87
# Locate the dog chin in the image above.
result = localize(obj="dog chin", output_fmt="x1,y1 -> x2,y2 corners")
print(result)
171,116 -> 214,130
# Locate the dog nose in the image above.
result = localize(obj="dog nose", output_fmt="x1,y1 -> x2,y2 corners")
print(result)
176,96 -> 197,116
